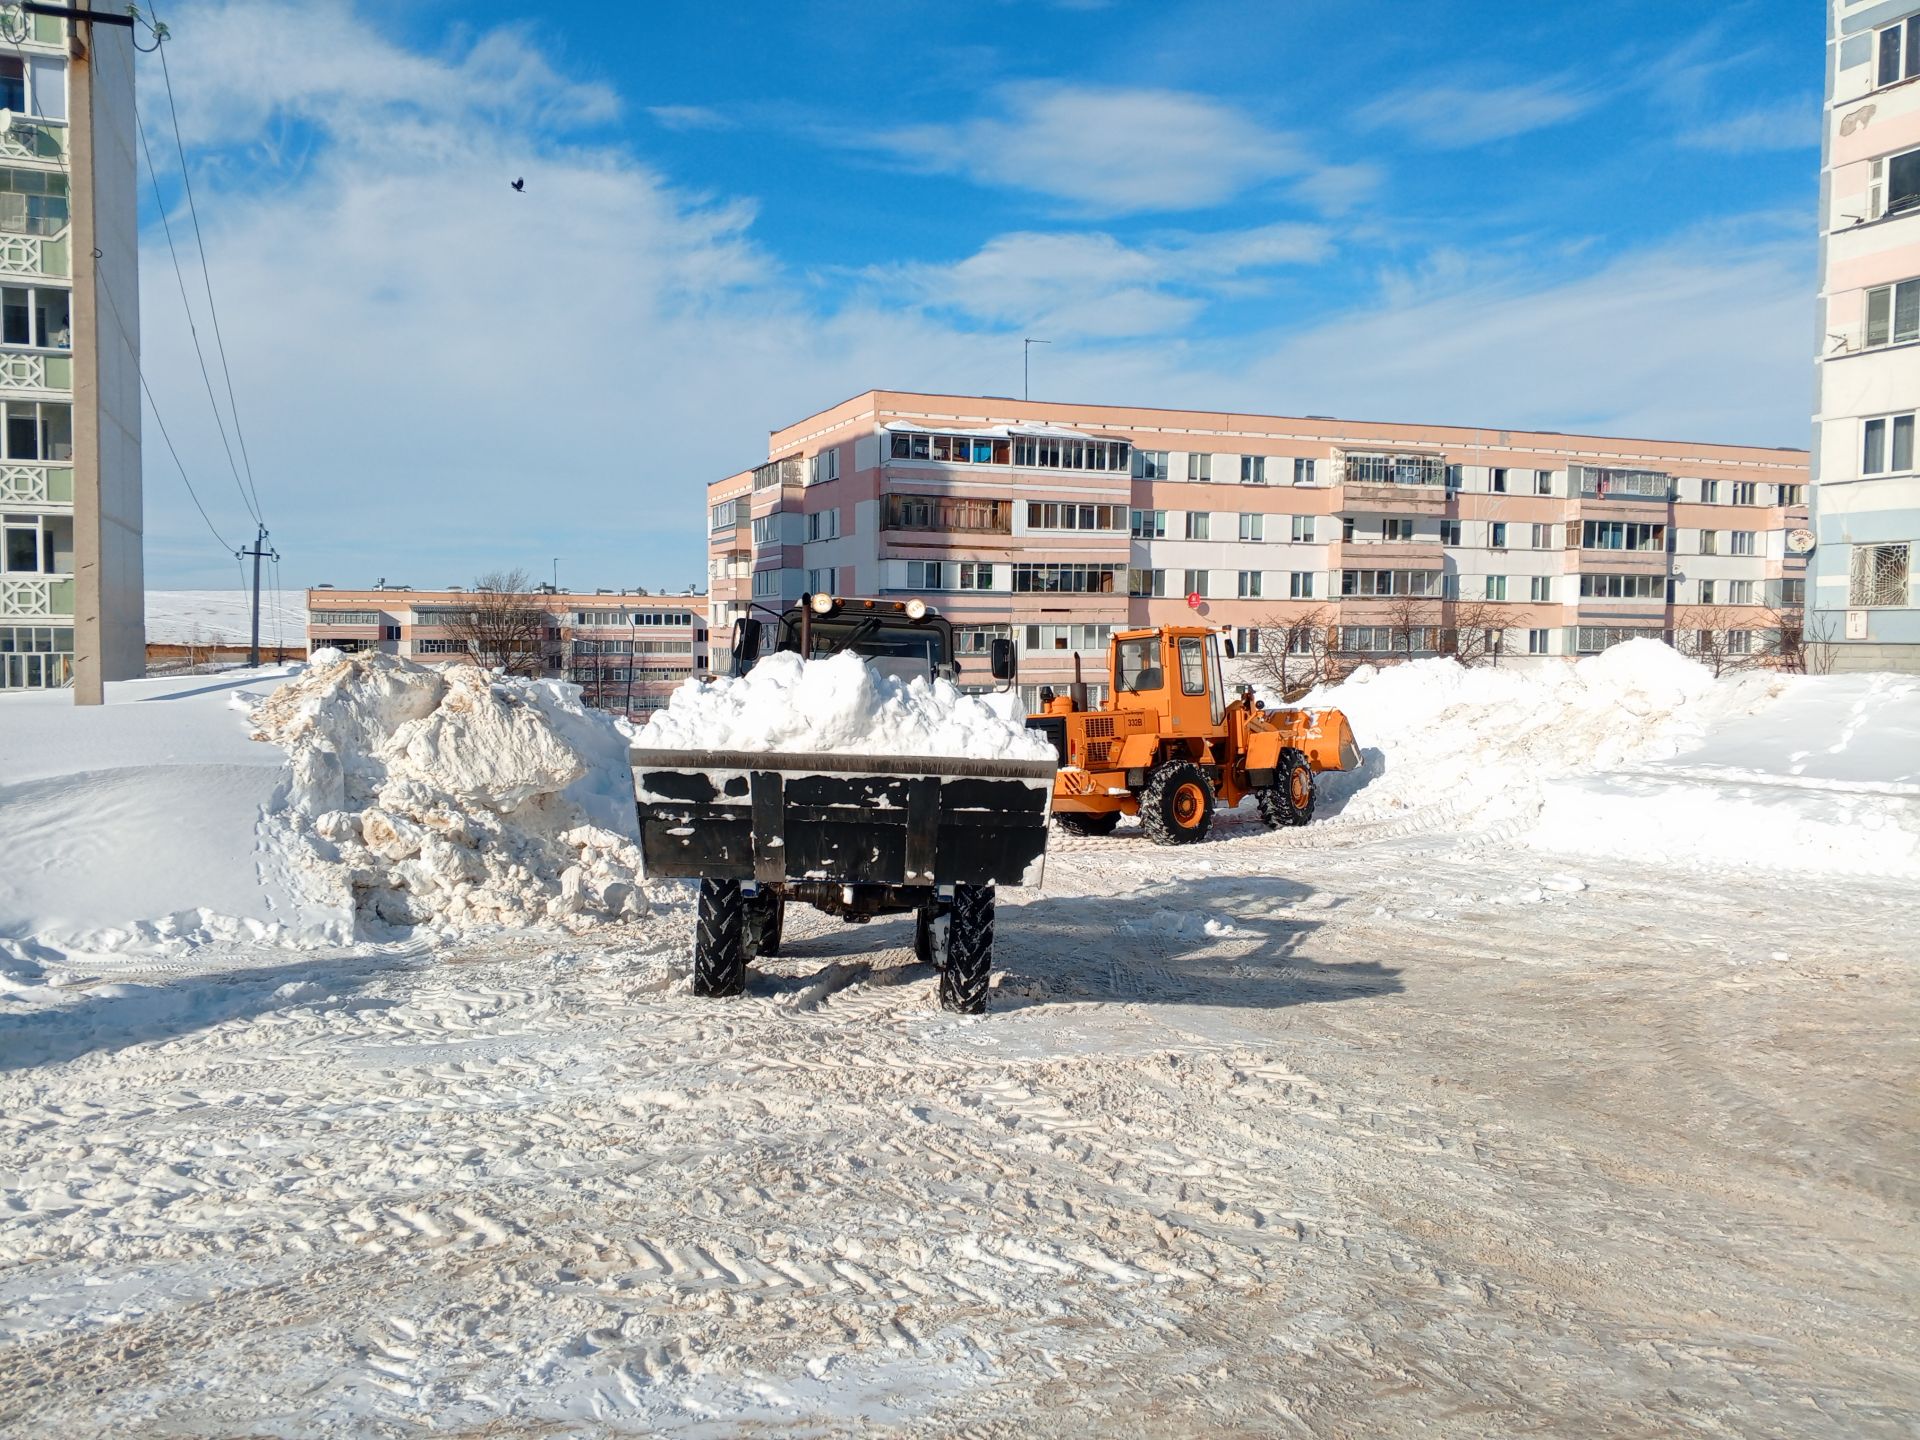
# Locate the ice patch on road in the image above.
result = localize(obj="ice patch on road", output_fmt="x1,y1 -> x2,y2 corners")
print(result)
637,650 -> 1055,761
250,649 -> 651,935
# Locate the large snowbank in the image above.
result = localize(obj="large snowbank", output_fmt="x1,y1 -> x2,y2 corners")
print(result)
637,650 -> 1056,761
249,650 -> 648,933
1288,642 -> 1920,877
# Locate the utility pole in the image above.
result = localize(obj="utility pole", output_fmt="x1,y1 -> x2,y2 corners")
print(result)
552,556 -> 560,593
237,524 -> 278,667
1023,337 -> 1050,401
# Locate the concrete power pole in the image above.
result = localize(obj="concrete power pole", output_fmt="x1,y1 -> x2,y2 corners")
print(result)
237,524 -> 278,667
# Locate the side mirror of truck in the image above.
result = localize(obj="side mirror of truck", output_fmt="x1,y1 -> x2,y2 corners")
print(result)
731,617 -> 763,677
1223,638 -> 1236,659
989,637 -> 1016,682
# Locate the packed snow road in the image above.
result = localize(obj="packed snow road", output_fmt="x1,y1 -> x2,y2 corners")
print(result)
3,813 -> 1915,1438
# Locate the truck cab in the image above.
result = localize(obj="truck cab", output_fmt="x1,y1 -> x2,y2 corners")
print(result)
730,593 -> 1015,687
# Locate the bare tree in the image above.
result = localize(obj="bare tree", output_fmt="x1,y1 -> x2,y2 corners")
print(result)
1674,606 -> 1770,678
1379,594 -> 1438,663
1242,606 -> 1338,700
445,568 -> 550,676
1770,607 -> 1838,676
1434,598 -> 1509,668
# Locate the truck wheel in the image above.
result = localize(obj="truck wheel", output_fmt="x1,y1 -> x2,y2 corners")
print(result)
1140,761 -> 1215,845
1054,811 -> 1120,837
937,884 -> 993,1014
693,879 -> 746,997
743,892 -> 784,959
914,902 -> 949,968
1258,748 -> 1315,828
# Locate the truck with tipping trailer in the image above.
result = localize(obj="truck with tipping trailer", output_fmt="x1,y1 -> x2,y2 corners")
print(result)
629,594 -> 1056,1013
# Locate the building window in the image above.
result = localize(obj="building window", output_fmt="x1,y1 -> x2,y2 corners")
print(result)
1730,482 -> 1757,506
0,166 -> 69,237
1527,628 -> 1550,655
751,569 -> 780,597
806,566 -> 834,594
1531,576 -> 1552,602
1340,569 -> 1439,597
1012,435 -> 1131,471
2,512 -> 64,574
1293,458 -> 1316,485
1531,523 -> 1551,549
810,447 -> 840,484
1534,469 -> 1552,495
1290,571 -> 1313,599
0,285 -> 69,350
1445,464 -> 1464,491
1129,567 -> 1166,597
1011,563 -> 1122,594
1024,623 -> 1112,652
1699,579 -> 1716,604
1865,278 -> 1920,349
1237,570 -> 1262,598
1185,511 -> 1211,541
1581,520 -> 1666,551
1188,451 -> 1212,482
1382,518 -> 1414,541
1580,573 -> 1664,600
1239,513 -> 1264,542
1863,412 -> 1917,474
414,638 -> 468,655
1729,530 -> 1756,556
1778,578 -> 1806,607
958,562 -> 994,590
1490,467 -> 1508,494
1850,542 -> 1911,607
1131,508 -> 1166,539
1779,484 -> 1805,506
709,498 -> 744,532
1440,520 -> 1461,546
1727,579 -> 1754,605
1441,573 -> 1460,600
1183,569 -> 1210,598
1,400 -> 71,461
892,431 -> 1010,465
886,493 -> 1012,533
1485,575 -> 1508,601
1489,522 -> 1508,548
1879,16 -> 1920,87
1026,501 -> 1126,532
1240,454 -> 1268,484
1870,148 -> 1920,220
907,560 -> 948,591
1575,625 -> 1660,655
1290,515 -> 1314,543
312,610 -> 381,626
806,509 -> 840,541
0,623 -> 75,689
1234,626 -> 1261,654
1341,516 -> 1356,543
1134,449 -> 1170,481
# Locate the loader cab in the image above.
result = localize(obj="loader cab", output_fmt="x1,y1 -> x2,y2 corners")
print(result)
731,594 -> 1016,687
1111,626 -> 1229,732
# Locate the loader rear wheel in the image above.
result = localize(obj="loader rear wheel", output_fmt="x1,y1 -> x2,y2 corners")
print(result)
693,879 -> 746,997
1141,761 -> 1215,845
937,884 -> 994,1014
1258,748 -> 1315,828
743,892 -> 784,959
1054,810 -> 1121,837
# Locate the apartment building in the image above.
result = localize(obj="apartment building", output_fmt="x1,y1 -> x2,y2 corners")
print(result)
307,586 -> 709,722
707,391 -> 1809,705
1816,0 -> 1920,671
0,4 -> 142,696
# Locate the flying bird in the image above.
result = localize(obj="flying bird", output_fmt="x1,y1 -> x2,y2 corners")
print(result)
510,177 -> 525,193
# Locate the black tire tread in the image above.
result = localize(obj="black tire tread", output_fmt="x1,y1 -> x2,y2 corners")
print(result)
694,879 -> 746,997
1054,810 -> 1121,837
1272,748 -> 1315,827
938,884 -> 994,1014
743,893 -> 783,959
1140,760 -> 1215,846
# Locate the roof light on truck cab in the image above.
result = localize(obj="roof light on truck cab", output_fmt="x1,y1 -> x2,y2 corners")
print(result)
904,599 -> 927,620
809,592 -> 837,615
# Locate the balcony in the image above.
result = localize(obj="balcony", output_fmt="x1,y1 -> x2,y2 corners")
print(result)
752,456 -> 806,490
1570,465 -> 1672,502
1341,453 -> 1450,511
0,574 -> 73,617
0,460 -> 71,504
0,118 -> 68,166
883,493 -> 1012,535
0,349 -> 70,394
1338,538 -> 1446,568
0,230 -> 67,280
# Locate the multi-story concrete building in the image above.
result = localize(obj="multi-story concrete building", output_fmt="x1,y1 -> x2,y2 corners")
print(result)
1816,0 -> 1920,672
307,586 -> 709,722
0,3 -> 141,696
707,391 -> 1809,705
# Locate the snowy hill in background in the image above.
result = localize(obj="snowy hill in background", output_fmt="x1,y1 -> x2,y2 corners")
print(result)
146,590 -> 308,648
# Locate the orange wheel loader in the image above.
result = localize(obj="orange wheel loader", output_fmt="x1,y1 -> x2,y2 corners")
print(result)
1023,625 -> 1359,845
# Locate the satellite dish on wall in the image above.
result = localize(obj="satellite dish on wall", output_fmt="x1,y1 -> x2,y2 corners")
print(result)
1787,527 -> 1816,554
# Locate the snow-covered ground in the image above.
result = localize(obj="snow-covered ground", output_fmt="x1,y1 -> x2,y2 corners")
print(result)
1,652 -> 1916,1436
146,589 -> 308,649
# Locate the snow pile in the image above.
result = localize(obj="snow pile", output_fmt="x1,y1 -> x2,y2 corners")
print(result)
250,650 -> 649,933
637,650 -> 1056,761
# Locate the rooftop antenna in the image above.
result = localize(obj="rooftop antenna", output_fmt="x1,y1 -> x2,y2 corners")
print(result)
1024,337 -> 1050,401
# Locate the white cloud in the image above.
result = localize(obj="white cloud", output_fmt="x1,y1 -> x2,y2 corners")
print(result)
647,105 -> 732,132
861,84 -> 1326,214
1678,100 -> 1817,153
1358,78 -> 1598,148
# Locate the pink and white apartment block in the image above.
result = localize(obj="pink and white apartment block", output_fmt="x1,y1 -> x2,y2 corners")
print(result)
306,586 -> 708,721
707,391 -> 1809,703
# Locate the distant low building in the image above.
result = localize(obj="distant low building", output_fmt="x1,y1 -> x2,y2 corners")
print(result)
306,586 -> 709,722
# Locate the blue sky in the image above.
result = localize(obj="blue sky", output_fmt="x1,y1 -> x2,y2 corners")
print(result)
137,0 -> 1818,593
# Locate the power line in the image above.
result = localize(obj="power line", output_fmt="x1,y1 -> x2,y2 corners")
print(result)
145,1 -> 264,526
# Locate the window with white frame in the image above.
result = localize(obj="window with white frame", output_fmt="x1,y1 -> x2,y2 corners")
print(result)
1485,575 -> 1508,601
1027,501 -> 1126,531
1530,575 -> 1552,602
1730,530 -> 1756,556
1701,480 -> 1723,504
907,560 -> 948,590
1863,411 -> 1916,474
1699,530 -> 1719,555
1184,569 -> 1210,597
1868,147 -> 1920,219
0,286 -> 69,350
1534,469 -> 1552,495
0,55 -> 65,121
1727,579 -> 1754,605
810,447 -> 839,484
0,167 -> 68,238
2,511 -> 64,574
1024,623 -> 1112,652
1239,513 -> 1263,542
1866,278 -> 1920,348
958,561 -> 994,590
1129,567 -> 1166,597
1441,573 -> 1460,600
1490,467 -> 1508,493
1879,16 -> 1920,87
1134,449 -> 1170,480
1185,511 -> 1211,541
1340,569 -> 1439,597
1580,573 -> 1663,600
1237,570 -> 1262,598
1290,571 -> 1313,599
1699,579 -> 1717,603
1341,516 -> 1356,542
1188,452 -> 1212,482
1445,464 -> 1464,491
1731,482 -> 1757,505
1383,517 -> 1414,541
751,569 -> 780,596
806,509 -> 839,542
1293,458 -> 1316,485
1131,508 -> 1166,538
751,515 -> 779,545
1851,543 -> 1911,606
1489,521 -> 1508,548
1527,628 -> 1550,655
1240,454 -> 1268,483
1531,523 -> 1551,549
1,399 -> 71,460
1291,515 -> 1314,543
1780,484 -> 1805,506
1234,626 -> 1261,654
1440,520 -> 1461,546
806,566 -> 834,593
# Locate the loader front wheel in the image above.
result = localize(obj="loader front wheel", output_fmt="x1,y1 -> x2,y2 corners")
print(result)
743,892 -> 784,960
693,879 -> 746,997
1141,761 -> 1215,845
1054,810 -> 1120,837
1258,748 -> 1315,828
937,884 -> 994,1014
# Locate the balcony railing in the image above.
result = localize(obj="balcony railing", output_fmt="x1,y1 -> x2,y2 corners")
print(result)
0,118 -> 68,166
752,456 -> 806,490
0,460 -> 71,503
0,350 -> 70,392
883,493 -> 1012,534
0,574 -> 73,617
1343,452 -> 1445,487
1571,465 -> 1672,500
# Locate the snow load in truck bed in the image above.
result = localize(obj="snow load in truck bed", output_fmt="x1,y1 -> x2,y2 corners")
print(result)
636,651 -> 1056,762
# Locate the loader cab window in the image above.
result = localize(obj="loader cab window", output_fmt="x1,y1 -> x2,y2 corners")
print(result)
1116,636 -> 1162,692
1178,636 -> 1206,696
779,614 -> 950,683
